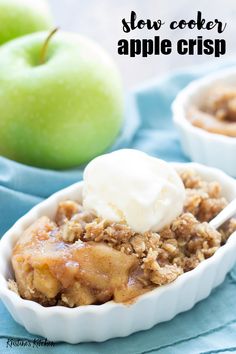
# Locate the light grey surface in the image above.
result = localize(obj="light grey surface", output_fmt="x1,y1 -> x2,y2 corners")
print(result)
48,0 -> 236,88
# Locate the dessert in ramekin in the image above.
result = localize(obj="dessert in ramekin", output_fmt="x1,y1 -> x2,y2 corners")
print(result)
0,150 -> 236,343
172,68 -> 236,177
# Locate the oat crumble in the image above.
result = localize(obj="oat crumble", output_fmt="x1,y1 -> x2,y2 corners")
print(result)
188,87 -> 236,137
9,169 -> 236,307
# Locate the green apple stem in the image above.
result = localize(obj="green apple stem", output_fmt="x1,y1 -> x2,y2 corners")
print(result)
39,27 -> 59,65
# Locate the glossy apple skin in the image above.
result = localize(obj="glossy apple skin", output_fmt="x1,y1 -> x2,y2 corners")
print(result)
0,32 -> 124,169
0,0 -> 53,45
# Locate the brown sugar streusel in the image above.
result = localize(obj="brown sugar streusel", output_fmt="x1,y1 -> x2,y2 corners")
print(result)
9,169 -> 236,307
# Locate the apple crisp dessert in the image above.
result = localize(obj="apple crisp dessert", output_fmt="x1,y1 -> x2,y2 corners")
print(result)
9,169 -> 236,307
188,87 -> 236,137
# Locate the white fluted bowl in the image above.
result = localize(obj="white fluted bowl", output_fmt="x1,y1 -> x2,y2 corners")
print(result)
0,162 -> 236,343
172,68 -> 236,177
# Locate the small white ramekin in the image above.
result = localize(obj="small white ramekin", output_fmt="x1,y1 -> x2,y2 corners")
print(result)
0,162 -> 236,344
172,68 -> 236,177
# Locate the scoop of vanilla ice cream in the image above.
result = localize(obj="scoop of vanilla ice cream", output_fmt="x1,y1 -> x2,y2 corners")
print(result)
83,149 -> 185,233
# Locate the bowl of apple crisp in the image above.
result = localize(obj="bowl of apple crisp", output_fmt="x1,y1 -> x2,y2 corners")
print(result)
0,150 -> 236,343
172,68 -> 236,177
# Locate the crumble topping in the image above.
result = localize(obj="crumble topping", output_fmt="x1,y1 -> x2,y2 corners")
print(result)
9,169 -> 236,307
188,87 -> 236,137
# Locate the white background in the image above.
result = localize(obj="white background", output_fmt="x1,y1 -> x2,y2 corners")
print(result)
48,0 -> 236,88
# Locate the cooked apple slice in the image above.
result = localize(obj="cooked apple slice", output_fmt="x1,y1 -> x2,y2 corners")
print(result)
12,218 -> 140,306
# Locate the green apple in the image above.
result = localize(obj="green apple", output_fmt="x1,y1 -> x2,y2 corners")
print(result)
0,0 -> 53,45
0,31 -> 124,169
